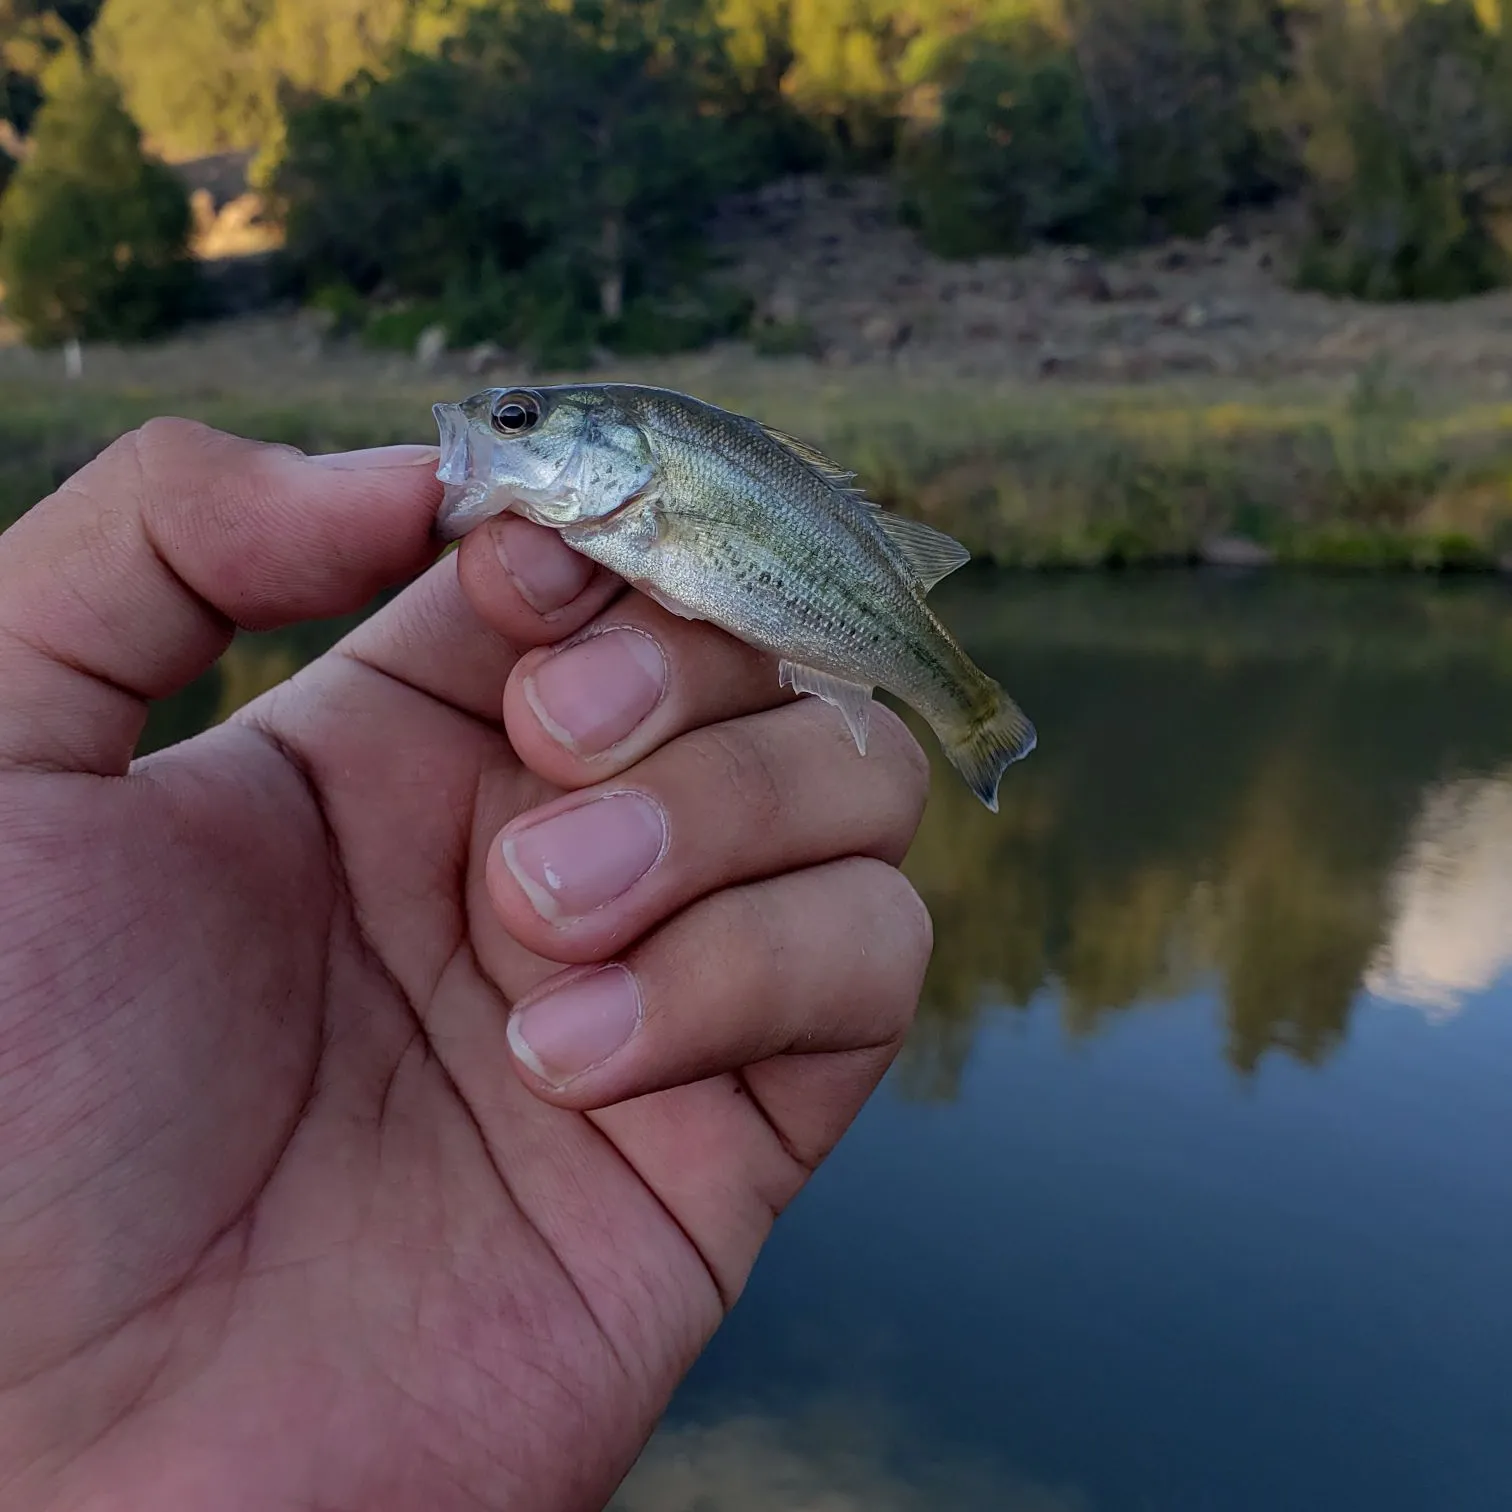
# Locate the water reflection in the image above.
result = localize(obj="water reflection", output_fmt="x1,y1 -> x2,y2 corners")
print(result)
1365,767 -> 1512,1019
896,572 -> 1512,1096
610,1401 -> 1088,1512
139,573 -> 1512,1101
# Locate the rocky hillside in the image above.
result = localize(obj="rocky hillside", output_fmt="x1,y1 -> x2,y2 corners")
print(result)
11,170 -> 1512,405
713,177 -> 1512,396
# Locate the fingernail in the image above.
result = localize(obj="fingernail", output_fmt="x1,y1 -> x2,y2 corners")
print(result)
491,516 -> 594,614
525,629 -> 667,755
508,966 -> 642,1088
308,444 -> 441,470
502,792 -> 667,922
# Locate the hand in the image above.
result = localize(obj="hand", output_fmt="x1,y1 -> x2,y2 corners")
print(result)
0,419 -> 932,1511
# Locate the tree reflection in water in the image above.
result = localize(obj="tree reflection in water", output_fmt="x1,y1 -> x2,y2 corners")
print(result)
132,573 -> 1512,1104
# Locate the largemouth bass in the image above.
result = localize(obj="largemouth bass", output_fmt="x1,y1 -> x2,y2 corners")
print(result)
431,383 -> 1035,810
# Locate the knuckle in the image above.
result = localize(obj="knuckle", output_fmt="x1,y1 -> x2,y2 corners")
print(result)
686,720 -> 787,835
870,704 -> 931,822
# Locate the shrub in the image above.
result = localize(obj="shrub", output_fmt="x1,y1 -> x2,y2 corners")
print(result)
0,48 -> 196,344
273,0 -> 759,362
897,0 -> 1291,259
1283,0 -> 1512,301
898,23 -> 1115,257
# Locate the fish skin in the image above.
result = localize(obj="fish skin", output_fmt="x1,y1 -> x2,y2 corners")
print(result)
432,382 -> 1035,809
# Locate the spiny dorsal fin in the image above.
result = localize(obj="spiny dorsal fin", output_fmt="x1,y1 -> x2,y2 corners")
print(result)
758,419 -> 971,592
758,422 -> 869,498
875,512 -> 972,593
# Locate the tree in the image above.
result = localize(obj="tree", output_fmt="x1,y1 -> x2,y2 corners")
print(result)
2,0 -> 106,187
0,47 -> 196,343
275,0 -> 756,359
91,0 -> 278,158
1283,0 -> 1512,299
897,21 -> 1116,256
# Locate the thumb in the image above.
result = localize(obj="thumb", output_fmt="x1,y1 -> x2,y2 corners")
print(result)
0,417 -> 443,776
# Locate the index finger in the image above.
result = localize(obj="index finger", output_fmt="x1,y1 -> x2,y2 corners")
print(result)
0,419 -> 442,776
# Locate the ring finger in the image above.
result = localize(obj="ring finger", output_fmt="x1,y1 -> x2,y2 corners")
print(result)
487,696 -> 930,965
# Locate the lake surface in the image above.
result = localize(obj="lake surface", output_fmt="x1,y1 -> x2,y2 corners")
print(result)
150,571 -> 1512,1512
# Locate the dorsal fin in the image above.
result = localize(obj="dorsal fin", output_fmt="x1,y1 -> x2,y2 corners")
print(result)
757,418 -> 971,593
875,512 -> 972,592
758,422 -> 870,499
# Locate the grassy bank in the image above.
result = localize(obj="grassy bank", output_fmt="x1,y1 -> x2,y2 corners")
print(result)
4,360 -> 1512,571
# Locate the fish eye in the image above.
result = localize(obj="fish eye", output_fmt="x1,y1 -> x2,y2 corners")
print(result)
490,390 -> 543,436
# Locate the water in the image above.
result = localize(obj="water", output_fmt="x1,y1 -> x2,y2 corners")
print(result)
147,571 -> 1512,1512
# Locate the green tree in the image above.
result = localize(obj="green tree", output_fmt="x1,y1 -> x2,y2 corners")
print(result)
92,0 -> 278,158
3,0 -> 106,200
90,0 -> 455,162
1282,0 -> 1512,299
897,20 -> 1115,256
275,0 -> 756,360
897,0 -> 1291,259
0,47 -> 196,343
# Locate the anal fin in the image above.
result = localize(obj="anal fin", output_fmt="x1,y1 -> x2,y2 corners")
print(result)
637,582 -> 705,622
779,659 -> 874,754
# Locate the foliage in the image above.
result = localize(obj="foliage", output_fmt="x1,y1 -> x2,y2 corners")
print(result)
1062,0 -> 1291,239
1281,0 -> 1512,300
1,2 -> 104,136
273,0 -> 759,363
90,0 -> 464,161
0,48 -> 196,343
897,20 -> 1114,256
900,0 -> 1292,258
90,0 -> 278,158
12,0 -> 1512,343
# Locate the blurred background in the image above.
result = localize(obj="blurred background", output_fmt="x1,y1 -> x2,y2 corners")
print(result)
4,2 -> 1512,1509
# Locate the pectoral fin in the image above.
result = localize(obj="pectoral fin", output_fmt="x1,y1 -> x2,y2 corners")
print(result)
779,659 -> 874,754
875,513 -> 972,592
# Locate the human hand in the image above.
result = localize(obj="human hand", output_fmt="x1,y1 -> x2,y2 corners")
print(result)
0,419 -> 932,1510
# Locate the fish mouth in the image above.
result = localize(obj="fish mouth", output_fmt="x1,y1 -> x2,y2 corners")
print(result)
431,402 -> 508,542
434,402 -> 471,486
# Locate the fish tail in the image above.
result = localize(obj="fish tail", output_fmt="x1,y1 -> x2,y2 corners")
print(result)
934,682 -> 1037,813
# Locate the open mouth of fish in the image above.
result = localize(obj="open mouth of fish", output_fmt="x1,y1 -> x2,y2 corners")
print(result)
432,402 -> 497,541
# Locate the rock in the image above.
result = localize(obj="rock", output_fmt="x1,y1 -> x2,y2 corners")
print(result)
861,312 -> 912,352
466,341 -> 507,375
765,285 -> 802,326
1201,536 -> 1276,568
1062,258 -> 1113,303
415,324 -> 448,369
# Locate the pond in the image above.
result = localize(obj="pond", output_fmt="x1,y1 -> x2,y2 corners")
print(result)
146,569 -> 1512,1512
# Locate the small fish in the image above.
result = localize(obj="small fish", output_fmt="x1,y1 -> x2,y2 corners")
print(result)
432,383 -> 1035,810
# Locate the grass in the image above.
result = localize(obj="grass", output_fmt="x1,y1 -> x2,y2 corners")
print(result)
4,343 -> 1512,571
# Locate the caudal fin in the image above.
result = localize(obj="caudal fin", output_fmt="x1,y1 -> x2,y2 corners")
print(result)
937,688 -> 1037,813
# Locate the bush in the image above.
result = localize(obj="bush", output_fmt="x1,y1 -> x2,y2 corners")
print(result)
897,0 -> 1291,260
1064,0 -> 1290,240
1283,0 -> 1512,301
273,0 -> 760,363
0,48 -> 196,345
898,23 -> 1114,257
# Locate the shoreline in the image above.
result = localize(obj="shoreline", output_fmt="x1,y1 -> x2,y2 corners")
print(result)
4,325 -> 1512,575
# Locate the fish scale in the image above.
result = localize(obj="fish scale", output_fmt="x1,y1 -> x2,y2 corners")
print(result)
432,382 -> 1036,810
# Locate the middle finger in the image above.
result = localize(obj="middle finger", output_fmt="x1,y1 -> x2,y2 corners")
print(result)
487,695 -> 930,965
500,592 -> 802,789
